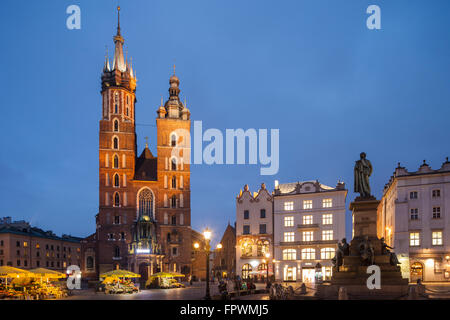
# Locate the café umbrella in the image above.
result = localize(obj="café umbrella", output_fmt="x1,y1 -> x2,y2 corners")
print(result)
100,269 -> 141,278
29,268 -> 67,282
0,266 -> 32,287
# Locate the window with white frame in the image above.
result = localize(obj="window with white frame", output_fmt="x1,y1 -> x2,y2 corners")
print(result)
322,230 -> 333,241
302,231 -> 313,242
322,214 -> 333,225
433,207 -> 441,219
410,208 -> 419,220
303,215 -> 313,225
284,216 -> 294,227
301,248 -> 315,260
432,189 -> 440,198
432,231 -> 443,246
321,248 -> 335,259
303,200 -> 313,209
410,191 -> 418,199
282,249 -> 296,260
284,202 -> 294,211
409,232 -> 420,246
284,232 -> 295,242
322,198 -> 332,208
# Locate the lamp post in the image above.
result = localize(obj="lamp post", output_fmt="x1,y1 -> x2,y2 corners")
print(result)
265,252 -> 270,286
204,228 -> 212,300
193,228 -> 222,300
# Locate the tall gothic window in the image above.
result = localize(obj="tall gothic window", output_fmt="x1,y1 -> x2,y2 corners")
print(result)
113,137 -> 119,149
114,174 -> 120,187
138,188 -> 153,218
171,195 -> 177,208
114,120 -> 119,132
172,176 -> 176,189
114,93 -> 119,113
114,246 -> 120,258
171,134 -> 177,147
171,158 -> 177,171
113,155 -> 119,168
114,192 -> 120,207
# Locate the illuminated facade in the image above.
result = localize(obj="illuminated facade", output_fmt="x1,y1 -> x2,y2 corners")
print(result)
273,180 -> 347,283
0,217 -> 81,271
378,159 -> 450,282
236,184 -> 273,280
82,8 -> 192,281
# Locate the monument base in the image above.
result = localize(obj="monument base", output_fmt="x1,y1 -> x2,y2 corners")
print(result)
316,198 -> 409,299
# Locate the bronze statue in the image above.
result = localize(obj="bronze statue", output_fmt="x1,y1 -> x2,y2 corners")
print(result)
381,237 -> 401,266
359,236 -> 374,266
341,238 -> 350,256
332,240 -> 346,271
354,152 -> 373,198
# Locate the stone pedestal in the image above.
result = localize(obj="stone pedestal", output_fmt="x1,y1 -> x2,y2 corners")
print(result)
316,198 -> 409,299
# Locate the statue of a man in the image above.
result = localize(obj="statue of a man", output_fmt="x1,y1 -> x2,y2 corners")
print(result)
354,152 -> 373,198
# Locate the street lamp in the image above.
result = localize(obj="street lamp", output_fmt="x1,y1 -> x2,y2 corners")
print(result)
265,252 -> 270,286
203,228 -> 212,300
193,228 -> 222,300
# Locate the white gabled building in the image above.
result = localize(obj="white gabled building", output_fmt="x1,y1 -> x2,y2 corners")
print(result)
378,158 -> 450,282
236,183 -> 273,281
273,180 -> 347,283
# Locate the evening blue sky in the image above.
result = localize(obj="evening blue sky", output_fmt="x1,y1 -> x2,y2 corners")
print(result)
0,0 -> 449,242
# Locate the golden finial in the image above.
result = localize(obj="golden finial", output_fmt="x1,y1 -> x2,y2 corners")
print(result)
173,64 -> 176,75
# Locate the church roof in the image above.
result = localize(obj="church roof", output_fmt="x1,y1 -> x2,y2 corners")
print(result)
134,146 -> 157,181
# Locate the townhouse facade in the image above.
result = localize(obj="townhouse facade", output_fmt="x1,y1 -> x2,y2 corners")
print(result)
273,180 -> 347,283
378,159 -> 450,282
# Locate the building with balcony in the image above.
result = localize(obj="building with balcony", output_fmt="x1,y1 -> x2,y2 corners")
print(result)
273,180 -> 347,283
377,158 -> 450,282
236,183 -> 273,280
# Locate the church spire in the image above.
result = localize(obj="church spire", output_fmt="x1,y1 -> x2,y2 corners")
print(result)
112,6 -> 126,72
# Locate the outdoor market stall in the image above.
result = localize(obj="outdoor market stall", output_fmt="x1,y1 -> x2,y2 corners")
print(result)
147,272 -> 186,289
99,269 -> 140,294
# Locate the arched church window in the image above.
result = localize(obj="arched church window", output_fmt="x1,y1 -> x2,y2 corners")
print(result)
114,120 -> 119,132
171,215 -> 176,225
171,134 -> 177,147
138,188 -> 153,218
86,256 -> 94,269
114,246 -> 120,258
113,137 -> 119,149
172,176 -> 176,189
113,155 -> 119,168
171,195 -> 177,208
114,192 -> 120,207
171,158 -> 177,171
114,174 -> 120,187
114,93 -> 119,113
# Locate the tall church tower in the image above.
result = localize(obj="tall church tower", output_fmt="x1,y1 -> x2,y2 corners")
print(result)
97,7 -> 138,273
82,7 -> 193,279
156,70 -> 192,273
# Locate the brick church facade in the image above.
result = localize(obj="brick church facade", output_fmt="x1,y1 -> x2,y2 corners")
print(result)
81,8 -> 192,281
